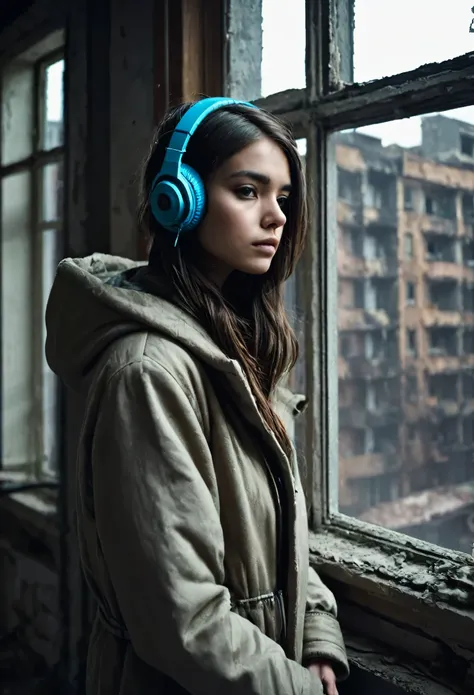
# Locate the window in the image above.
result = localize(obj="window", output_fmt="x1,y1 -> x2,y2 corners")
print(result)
338,169 -> 361,205
231,1 -> 474,685
407,329 -> 417,356
344,227 -> 364,257
427,279 -> 459,312
404,232 -> 414,259
404,185 -> 414,211
424,189 -> 456,219
428,327 -> 458,357
425,235 -> 456,263
460,133 -> 474,158
406,375 -> 418,404
464,240 -> 474,267
1,34 -> 65,478
462,192 -> 474,222
462,372 -> 474,400
428,373 -> 458,402
464,329 -> 474,354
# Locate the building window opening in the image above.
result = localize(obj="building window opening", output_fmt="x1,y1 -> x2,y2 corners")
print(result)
406,281 -> 416,306
425,235 -> 456,262
429,373 -> 458,402
428,327 -> 458,356
407,329 -> 417,356
460,133 -> 474,157
427,279 -> 459,312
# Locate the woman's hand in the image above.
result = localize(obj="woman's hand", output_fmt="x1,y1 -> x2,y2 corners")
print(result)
308,661 -> 338,695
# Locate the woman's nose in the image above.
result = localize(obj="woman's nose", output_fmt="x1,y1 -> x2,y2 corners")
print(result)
263,200 -> 287,229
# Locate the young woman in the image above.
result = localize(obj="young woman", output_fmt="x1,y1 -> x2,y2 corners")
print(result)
46,98 -> 349,695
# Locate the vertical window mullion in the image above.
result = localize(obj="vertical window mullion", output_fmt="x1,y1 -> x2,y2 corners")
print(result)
32,59 -> 43,479
304,122 -> 332,526
325,126 -> 340,519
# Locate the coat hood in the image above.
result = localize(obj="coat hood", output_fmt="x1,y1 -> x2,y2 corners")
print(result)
45,254 -> 242,393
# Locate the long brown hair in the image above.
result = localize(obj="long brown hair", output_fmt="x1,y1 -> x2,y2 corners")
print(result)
137,101 -> 307,453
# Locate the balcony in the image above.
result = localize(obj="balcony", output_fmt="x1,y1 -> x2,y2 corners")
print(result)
337,200 -> 363,227
426,353 -> 474,374
339,407 -> 367,429
338,254 -> 398,278
363,206 -> 397,228
339,453 -> 387,480
426,397 -> 460,421
420,215 -> 457,237
364,257 -> 398,278
422,308 -> 463,328
338,355 -> 399,380
368,403 -> 401,428
339,403 -> 401,429
425,261 -> 474,282
338,308 -> 394,331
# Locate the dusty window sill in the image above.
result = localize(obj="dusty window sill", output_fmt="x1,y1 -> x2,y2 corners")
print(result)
345,634 -> 462,695
309,525 -> 474,694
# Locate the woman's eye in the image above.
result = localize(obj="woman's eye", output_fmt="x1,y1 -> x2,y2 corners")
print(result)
237,186 -> 256,199
278,196 -> 289,210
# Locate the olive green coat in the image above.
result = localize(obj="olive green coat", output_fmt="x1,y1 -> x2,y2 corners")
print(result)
46,255 -> 349,695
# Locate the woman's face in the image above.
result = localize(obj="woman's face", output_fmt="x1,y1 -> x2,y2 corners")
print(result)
197,136 -> 291,286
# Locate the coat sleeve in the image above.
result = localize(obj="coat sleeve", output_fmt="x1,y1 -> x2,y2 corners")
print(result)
273,384 -> 349,679
91,357 -> 323,695
302,566 -> 350,679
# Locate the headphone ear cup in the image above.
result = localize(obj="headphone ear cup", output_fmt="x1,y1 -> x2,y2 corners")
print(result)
180,164 -> 206,231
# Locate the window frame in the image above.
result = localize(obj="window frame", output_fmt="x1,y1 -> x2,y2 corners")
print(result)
228,0 -> 474,687
0,36 -> 65,480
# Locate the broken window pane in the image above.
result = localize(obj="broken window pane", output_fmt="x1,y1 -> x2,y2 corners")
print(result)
353,1 -> 472,83
332,105 -> 474,554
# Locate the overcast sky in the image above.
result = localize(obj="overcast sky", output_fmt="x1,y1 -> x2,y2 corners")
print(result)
47,1 -> 474,149
262,0 -> 474,147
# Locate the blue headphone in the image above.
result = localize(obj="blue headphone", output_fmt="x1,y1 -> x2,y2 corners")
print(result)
149,97 -> 257,245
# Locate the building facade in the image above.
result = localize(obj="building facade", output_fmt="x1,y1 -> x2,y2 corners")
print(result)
337,115 -> 474,552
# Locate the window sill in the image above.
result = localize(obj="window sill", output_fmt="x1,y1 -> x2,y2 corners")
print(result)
344,633 -> 463,695
309,523 -> 474,693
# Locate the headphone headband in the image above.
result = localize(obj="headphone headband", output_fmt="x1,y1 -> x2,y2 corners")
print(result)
150,97 -> 258,243
159,97 -> 257,180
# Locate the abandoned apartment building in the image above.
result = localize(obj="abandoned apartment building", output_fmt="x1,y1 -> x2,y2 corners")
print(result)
336,114 -> 474,552
0,1 -> 473,694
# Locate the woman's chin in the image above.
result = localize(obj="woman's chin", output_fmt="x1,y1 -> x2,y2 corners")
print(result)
237,260 -> 273,276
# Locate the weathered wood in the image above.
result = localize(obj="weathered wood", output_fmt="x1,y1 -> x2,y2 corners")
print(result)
315,53 -> 474,130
